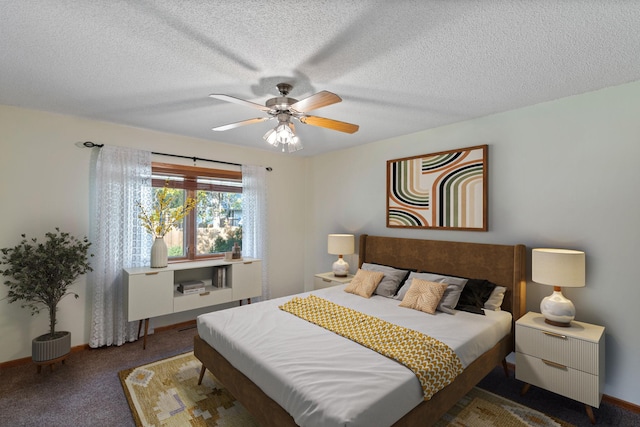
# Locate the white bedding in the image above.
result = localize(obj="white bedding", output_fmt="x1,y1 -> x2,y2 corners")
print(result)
197,285 -> 512,427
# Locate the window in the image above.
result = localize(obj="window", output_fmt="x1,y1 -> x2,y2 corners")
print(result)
152,162 -> 242,261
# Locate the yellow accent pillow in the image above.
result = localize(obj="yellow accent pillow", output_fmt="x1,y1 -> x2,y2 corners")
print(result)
344,269 -> 385,298
399,278 -> 448,314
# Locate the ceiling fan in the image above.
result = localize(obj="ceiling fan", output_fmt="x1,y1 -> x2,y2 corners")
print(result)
210,83 -> 359,152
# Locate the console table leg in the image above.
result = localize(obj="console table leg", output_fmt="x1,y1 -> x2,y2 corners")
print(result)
520,383 -> 531,396
142,318 -> 149,350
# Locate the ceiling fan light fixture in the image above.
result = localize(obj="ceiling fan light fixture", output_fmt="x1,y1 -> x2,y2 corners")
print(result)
263,120 -> 302,152
288,135 -> 303,153
263,128 -> 277,145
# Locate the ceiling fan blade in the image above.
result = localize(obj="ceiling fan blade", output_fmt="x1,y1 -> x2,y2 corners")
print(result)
299,115 -> 359,134
209,94 -> 271,112
290,91 -> 341,113
212,117 -> 270,131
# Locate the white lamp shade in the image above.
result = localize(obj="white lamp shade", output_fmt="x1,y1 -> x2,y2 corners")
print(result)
532,248 -> 585,288
328,234 -> 355,255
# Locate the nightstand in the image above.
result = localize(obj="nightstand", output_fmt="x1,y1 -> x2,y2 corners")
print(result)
515,311 -> 605,424
314,272 -> 354,290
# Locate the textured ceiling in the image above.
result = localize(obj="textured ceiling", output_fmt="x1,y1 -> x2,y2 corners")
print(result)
1,1 -> 640,157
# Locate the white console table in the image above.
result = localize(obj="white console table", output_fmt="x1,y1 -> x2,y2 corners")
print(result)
124,258 -> 262,348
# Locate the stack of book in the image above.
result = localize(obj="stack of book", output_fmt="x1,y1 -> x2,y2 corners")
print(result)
177,280 -> 205,295
213,266 -> 227,288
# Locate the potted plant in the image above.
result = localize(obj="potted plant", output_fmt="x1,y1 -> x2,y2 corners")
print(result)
0,228 -> 92,367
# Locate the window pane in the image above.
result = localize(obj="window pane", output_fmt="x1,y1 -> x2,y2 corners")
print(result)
196,190 -> 242,255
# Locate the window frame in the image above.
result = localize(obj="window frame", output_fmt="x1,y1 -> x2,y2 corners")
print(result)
151,162 -> 242,262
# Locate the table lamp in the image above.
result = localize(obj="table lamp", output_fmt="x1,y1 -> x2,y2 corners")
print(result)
328,234 -> 354,277
532,248 -> 585,327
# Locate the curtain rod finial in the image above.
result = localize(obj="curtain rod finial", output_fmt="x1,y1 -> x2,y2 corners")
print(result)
82,141 -> 104,148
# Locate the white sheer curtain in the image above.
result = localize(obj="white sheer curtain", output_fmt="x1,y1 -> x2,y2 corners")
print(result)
88,145 -> 152,348
241,164 -> 269,300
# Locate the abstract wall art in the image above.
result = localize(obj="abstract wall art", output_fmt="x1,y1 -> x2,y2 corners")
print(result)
387,145 -> 487,231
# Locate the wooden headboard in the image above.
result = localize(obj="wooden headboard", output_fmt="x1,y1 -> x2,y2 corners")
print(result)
359,234 -> 526,321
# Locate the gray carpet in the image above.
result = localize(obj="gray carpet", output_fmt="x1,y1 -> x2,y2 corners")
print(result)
0,326 -> 194,427
0,326 -> 637,426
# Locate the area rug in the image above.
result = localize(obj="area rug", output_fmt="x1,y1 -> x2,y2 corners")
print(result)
119,352 -> 575,427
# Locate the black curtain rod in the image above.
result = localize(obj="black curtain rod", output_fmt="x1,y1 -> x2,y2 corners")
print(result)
82,141 -> 272,171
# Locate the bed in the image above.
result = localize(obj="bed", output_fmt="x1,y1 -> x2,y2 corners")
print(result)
194,234 -> 526,426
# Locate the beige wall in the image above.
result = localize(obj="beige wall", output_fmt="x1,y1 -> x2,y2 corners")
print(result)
307,80 -> 640,405
0,105 -> 308,363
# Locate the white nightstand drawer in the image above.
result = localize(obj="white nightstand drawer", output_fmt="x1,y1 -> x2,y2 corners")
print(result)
516,352 -> 601,407
314,276 -> 338,289
314,272 -> 354,290
516,324 -> 599,374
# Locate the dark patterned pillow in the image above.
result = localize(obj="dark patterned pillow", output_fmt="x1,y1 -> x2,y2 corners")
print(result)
455,279 -> 496,315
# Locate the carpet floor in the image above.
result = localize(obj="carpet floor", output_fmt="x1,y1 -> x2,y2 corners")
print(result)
1,325 -> 638,426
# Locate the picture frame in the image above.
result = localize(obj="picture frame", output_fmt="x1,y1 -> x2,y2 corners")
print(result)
387,144 -> 487,231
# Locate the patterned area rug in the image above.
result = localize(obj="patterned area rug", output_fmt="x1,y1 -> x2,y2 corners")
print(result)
119,352 -> 258,426
119,352 -> 575,427
434,387 -> 575,427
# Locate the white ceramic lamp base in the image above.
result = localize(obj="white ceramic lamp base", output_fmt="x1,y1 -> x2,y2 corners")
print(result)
332,256 -> 349,277
540,288 -> 575,327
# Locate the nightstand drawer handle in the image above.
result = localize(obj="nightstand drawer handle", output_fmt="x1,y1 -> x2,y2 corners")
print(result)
542,359 -> 567,369
542,331 -> 567,339
322,278 -> 332,282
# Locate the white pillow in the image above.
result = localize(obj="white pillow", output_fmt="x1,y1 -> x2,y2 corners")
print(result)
484,286 -> 507,311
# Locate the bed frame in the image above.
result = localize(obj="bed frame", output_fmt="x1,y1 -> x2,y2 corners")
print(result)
194,234 -> 526,426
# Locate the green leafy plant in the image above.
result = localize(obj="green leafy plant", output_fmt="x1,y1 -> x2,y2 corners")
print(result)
138,184 -> 197,238
0,228 -> 93,339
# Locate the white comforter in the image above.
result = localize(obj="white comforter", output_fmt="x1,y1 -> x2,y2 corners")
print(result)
197,285 -> 511,427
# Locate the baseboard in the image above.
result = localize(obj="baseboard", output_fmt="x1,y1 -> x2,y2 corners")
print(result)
0,320 -> 196,370
154,319 -> 196,333
0,343 -> 90,369
602,394 -> 640,414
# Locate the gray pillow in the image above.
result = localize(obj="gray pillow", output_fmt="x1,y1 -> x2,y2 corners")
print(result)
395,272 -> 467,314
361,263 -> 409,298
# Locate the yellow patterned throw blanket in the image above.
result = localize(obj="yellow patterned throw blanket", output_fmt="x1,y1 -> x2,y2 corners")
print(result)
279,295 -> 463,400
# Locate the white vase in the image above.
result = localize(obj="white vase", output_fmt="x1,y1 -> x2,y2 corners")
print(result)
150,237 -> 168,268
